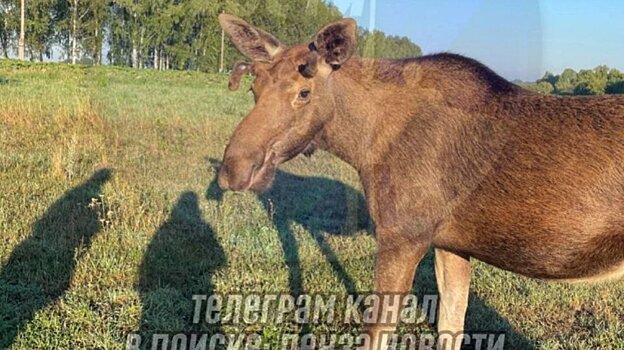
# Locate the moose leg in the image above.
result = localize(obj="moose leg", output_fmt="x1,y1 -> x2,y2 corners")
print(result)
364,236 -> 429,350
434,248 -> 471,350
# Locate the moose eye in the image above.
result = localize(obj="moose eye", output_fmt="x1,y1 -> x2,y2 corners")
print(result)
299,88 -> 311,99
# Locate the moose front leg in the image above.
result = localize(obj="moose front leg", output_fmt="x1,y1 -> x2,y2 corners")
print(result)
434,248 -> 471,350
363,233 -> 430,350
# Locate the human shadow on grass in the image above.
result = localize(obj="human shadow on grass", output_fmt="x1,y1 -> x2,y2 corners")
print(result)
207,160 -> 370,297
138,192 -> 226,348
0,169 -> 112,349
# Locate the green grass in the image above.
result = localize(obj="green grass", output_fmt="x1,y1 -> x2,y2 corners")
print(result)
1,59 -> 623,350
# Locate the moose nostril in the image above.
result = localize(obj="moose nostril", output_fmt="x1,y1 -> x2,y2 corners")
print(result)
218,147 -> 266,191
250,158 -> 263,173
217,166 -> 230,190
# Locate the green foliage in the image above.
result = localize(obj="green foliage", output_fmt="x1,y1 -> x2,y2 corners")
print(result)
574,79 -> 604,96
357,29 -> 422,59
607,80 -> 624,94
533,65 -> 624,96
0,1 -> 17,58
3,0 -> 421,72
25,0 -> 57,61
554,68 -> 578,94
524,81 -> 554,95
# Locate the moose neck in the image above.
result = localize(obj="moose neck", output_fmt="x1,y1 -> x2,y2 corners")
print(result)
318,56 -> 422,172
317,54 -> 521,173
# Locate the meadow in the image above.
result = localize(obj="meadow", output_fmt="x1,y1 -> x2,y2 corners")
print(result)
0,60 -> 623,349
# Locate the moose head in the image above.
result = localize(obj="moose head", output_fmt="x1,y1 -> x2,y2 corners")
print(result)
217,14 -> 357,192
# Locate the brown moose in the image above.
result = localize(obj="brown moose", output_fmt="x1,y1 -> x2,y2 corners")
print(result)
216,14 -> 624,350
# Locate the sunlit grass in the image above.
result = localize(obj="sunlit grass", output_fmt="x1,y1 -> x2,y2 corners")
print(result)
0,59 -> 623,349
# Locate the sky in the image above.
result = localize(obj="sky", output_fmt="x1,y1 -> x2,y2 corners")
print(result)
328,0 -> 624,81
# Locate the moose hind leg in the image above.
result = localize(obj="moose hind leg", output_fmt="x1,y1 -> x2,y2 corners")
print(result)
434,248 -> 471,350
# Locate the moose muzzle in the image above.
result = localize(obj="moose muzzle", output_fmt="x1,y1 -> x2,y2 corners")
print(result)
218,142 -> 267,192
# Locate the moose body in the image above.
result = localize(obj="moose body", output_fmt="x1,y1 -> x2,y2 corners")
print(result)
216,14 -> 624,349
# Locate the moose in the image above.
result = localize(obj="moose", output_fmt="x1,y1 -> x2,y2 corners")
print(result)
216,14 -> 624,350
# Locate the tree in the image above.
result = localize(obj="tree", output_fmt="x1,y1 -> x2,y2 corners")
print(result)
606,81 -> 624,94
186,0 -> 243,72
535,65 -> 624,96
0,0 -> 17,58
540,71 -> 557,86
23,0 -> 56,61
574,81 -> 599,95
70,0 -> 77,63
85,0 -> 108,65
357,29 -> 421,59
56,0 -> 110,65
108,0 -> 149,68
1,0 -> 423,71
18,0 -> 24,59
554,68 -> 577,95
533,81 -> 555,94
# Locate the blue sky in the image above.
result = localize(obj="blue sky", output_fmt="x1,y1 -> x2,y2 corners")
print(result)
328,0 -> 624,81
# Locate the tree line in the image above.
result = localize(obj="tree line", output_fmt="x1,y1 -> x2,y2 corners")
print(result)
524,66 -> 624,95
0,0 -> 421,72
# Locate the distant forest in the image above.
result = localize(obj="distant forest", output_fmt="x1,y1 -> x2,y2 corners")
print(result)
522,66 -> 624,95
0,0 -> 422,72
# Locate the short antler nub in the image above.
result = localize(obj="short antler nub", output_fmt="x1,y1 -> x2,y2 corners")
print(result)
228,62 -> 251,91
298,51 -> 319,78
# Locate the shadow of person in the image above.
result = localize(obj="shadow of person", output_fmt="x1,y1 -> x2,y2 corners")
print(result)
138,192 -> 226,347
207,160 -> 370,297
258,169 -> 371,297
414,251 -> 537,350
0,169 -> 112,349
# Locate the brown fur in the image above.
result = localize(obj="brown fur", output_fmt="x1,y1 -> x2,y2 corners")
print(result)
217,14 -> 624,349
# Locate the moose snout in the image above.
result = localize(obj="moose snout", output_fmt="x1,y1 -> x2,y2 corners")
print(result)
218,146 -> 265,192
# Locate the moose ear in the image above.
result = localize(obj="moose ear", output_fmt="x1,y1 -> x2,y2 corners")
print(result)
219,14 -> 285,62
314,18 -> 357,67
228,62 -> 251,91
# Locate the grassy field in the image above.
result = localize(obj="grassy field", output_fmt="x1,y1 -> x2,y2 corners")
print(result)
1,59 -> 623,350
